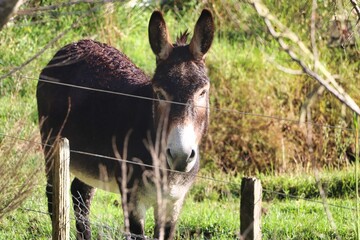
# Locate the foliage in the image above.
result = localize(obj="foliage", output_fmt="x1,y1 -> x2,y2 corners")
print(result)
200,0 -> 360,174
1,0 -> 359,174
191,166 -> 359,202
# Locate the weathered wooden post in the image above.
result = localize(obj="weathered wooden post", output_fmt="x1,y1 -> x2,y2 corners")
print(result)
52,138 -> 70,240
240,177 -> 262,240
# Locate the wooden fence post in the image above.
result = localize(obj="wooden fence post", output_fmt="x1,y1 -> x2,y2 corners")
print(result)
240,177 -> 262,240
52,138 -> 70,240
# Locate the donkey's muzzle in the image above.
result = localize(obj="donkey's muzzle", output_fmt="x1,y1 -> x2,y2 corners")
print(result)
166,124 -> 199,172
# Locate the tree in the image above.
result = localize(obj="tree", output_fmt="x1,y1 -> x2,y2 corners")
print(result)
0,0 -> 22,30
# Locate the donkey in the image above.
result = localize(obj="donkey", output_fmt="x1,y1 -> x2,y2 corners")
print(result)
37,9 -> 214,240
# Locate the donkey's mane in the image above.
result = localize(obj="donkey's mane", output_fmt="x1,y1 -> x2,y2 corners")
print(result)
175,30 -> 190,46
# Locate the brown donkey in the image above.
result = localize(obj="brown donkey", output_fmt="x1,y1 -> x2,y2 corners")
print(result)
37,9 -> 214,239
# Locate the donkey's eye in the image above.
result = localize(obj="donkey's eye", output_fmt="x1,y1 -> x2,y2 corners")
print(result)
156,91 -> 166,101
199,89 -> 207,98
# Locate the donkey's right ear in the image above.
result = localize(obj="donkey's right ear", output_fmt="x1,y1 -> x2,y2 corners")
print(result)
148,11 -> 173,62
189,9 -> 215,60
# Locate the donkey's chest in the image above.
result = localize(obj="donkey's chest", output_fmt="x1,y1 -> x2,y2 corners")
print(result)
137,177 -> 192,207
71,162 -> 191,202
70,166 -> 121,193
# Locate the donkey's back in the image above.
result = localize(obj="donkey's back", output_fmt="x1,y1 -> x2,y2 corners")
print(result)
37,39 -> 153,192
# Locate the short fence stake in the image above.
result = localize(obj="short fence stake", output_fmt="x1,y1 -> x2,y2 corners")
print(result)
240,177 -> 262,240
52,138 -> 70,240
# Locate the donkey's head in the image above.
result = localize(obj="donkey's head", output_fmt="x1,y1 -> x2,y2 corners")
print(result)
148,10 -> 214,172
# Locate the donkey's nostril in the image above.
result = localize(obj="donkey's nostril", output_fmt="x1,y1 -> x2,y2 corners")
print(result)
166,147 -> 197,171
166,148 -> 173,159
167,148 -> 195,161
190,150 -> 196,159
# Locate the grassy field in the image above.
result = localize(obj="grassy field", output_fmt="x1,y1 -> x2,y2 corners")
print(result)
0,170 -> 358,239
1,0 -> 360,239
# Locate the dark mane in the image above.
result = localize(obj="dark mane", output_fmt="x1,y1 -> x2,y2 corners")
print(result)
175,30 -> 190,46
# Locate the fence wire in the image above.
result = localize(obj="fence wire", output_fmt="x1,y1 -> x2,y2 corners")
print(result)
1,130 -> 358,239
3,73 -> 355,134
15,0 -> 119,17
0,132 -> 357,212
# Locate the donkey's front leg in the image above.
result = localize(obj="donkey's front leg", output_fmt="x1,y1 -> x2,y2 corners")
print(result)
154,197 -> 184,240
121,197 -> 146,239
127,203 -> 146,240
71,178 -> 96,240
120,184 -> 146,240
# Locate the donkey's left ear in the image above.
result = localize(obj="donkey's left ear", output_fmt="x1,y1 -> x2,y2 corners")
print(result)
189,9 -> 215,60
148,10 -> 173,62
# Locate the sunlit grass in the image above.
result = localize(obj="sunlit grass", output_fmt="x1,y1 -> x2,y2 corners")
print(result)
0,173 -> 358,239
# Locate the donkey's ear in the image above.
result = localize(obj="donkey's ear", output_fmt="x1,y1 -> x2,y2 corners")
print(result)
189,9 -> 215,60
148,11 -> 173,61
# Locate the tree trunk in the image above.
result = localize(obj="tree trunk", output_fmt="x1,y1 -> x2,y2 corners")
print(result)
0,0 -> 22,30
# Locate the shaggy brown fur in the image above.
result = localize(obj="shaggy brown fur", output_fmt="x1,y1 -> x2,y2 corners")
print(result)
37,9 -> 214,240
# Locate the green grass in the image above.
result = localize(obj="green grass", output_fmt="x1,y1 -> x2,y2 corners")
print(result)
263,198 -> 356,239
0,179 -> 238,239
0,175 -> 357,239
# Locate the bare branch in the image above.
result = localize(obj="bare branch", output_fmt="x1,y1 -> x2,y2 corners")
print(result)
274,64 -> 304,75
265,55 -> 304,75
0,5 -> 100,81
0,26 -> 72,81
300,0 -> 323,126
299,85 -> 325,124
250,0 -> 360,116
310,0 -> 319,70
350,0 -> 360,24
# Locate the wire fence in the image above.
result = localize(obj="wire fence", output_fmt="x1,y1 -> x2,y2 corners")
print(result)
0,131 -> 358,212
0,72 -> 356,135
1,0 -> 359,239
0,130 -> 358,238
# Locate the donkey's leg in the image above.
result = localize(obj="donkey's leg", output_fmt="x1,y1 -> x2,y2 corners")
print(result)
120,188 -> 146,240
71,177 -> 96,240
128,203 -> 146,239
43,140 -> 56,220
45,172 -> 53,220
116,161 -> 146,239
154,197 -> 185,240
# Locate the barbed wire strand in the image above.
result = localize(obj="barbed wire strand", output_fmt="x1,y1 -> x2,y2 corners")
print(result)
19,206 -> 151,239
0,132 -> 357,211
15,8 -> 102,19
6,5 -> 104,28
15,0 -> 118,16
11,74 -> 356,133
6,18 -> 63,28
5,0 -> 124,28
0,4 -> 106,81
